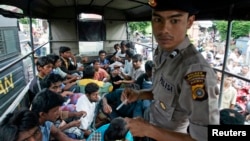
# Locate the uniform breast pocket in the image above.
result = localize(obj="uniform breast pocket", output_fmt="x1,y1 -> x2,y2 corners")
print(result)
151,73 -> 177,123
151,100 -> 175,123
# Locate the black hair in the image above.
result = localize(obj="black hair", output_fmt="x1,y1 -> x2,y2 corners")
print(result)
125,41 -> 135,50
145,60 -> 154,72
47,54 -> 60,65
59,46 -> 71,54
92,59 -> 100,64
36,56 -> 52,67
0,109 -> 39,141
132,54 -> 143,62
114,43 -> 120,49
83,65 -> 95,79
125,48 -> 135,58
85,82 -> 99,95
31,88 -> 65,116
99,50 -> 107,55
104,117 -> 129,140
220,109 -> 245,125
120,40 -> 128,47
41,73 -> 64,88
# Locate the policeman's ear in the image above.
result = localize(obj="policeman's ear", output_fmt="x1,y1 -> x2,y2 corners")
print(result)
187,15 -> 195,29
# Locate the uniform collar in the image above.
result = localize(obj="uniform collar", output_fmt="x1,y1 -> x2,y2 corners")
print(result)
160,36 -> 191,57
175,36 -> 191,51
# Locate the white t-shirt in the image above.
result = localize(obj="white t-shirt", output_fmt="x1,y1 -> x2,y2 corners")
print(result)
123,60 -> 133,75
76,94 -> 97,130
115,50 -> 126,58
220,86 -> 237,109
129,66 -> 145,80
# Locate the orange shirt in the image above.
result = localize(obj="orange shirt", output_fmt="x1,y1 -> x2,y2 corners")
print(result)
94,68 -> 109,81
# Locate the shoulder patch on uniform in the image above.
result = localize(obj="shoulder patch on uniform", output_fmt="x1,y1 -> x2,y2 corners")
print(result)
185,71 -> 208,101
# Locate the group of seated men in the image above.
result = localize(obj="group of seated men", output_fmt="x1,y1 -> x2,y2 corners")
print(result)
0,40 -> 247,141
7,40 -> 153,140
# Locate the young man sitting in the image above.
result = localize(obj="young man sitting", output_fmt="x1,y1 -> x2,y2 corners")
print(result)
31,88 -> 85,141
75,82 -> 100,138
0,109 -> 42,141
87,117 -> 133,141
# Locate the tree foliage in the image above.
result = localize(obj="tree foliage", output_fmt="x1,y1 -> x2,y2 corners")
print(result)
128,22 -> 151,35
19,17 -> 37,24
214,21 -> 250,41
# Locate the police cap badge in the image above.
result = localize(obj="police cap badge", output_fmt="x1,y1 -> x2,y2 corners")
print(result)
148,0 -> 199,15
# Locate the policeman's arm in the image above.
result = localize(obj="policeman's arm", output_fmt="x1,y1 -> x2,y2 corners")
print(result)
122,88 -> 153,103
138,89 -> 154,100
145,124 -> 196,141
125,117 -> 195,141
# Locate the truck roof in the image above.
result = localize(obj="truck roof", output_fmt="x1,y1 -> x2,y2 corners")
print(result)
1,0 -> 250,21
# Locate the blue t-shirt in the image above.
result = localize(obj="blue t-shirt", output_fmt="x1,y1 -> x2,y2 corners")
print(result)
87,124 -> 133,141
40,121 -> 53,141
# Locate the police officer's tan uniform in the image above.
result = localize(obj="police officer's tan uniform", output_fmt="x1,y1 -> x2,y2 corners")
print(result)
150,37 -> 219,141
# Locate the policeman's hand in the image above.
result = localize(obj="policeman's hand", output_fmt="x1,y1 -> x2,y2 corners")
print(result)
121,88 -> 140,104
125,117 -> 150,137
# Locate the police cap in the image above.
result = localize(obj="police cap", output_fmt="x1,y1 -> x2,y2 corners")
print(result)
148,0 -> 199,15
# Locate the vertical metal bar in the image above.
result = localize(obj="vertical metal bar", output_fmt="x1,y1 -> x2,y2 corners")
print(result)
26,0 -> 36,77
75,0 -> 79,54
218,4 -> 234,108
126,21 -> 129,40
151,26 -> 154,60
48,19 -> 52,53
28,17 -> 36,77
